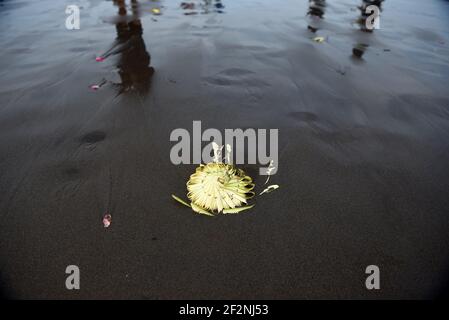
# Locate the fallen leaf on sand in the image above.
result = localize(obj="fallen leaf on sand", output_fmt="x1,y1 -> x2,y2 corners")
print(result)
172,194 -> 191,208
152,8 -> 161,15
313,36 -> 325,43
223,204 -> 255,214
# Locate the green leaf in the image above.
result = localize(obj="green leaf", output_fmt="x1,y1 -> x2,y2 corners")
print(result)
223,204 -> 255,214
191,203 -> 215,217
171,194 -> 191,208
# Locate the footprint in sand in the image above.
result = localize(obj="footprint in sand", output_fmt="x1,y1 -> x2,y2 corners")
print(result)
289,111 -> 318,123
79,131 -> 106,144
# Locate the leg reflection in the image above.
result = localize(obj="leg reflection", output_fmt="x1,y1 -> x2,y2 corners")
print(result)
357,0 -> 384,33
307,0 -> 326,33
103,0 -> 154,96
180,0 -> 225,15
352,0 -> 384,59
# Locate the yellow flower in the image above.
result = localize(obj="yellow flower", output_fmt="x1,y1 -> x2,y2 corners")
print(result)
173,163 -> 255,216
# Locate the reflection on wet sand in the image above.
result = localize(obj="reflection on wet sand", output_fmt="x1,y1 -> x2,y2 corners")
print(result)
2,0 -> 449,300
308,0 -> 326,19
352,43 -> 369,58
307,0 -> 326,33
102,0 -> 154,96
352,0 -> 384,59
180,0 -> 225,15
202,0 -> 225,14
357,0 -> 384,32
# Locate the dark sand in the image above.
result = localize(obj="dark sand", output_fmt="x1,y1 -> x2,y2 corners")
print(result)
1,0 -> 449,299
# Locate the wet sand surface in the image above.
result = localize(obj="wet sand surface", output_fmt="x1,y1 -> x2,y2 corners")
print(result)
1,0 -> 449,299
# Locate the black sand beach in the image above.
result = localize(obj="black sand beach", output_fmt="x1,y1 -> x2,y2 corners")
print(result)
1,0 -> 449,299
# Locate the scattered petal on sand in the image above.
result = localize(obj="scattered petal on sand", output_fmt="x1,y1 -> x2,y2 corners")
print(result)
89,79 -> 107,91
152,8 -> 161,15
95,56 -> 105,62
103,213 -> 112,228
260,184 -> 280,195
313,36 -> 325,43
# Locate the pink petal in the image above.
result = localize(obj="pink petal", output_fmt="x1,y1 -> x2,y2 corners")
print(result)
96,56 -> 105,62
103,213 -> 112,228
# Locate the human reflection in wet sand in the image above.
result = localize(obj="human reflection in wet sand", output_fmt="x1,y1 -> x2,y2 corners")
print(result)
307,0 -> 326,33
180,0 -> 225,15
202,0 -> 225,14
352,0 -> 384,59
102,0 -> 154,96
357,0 -> 384,32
